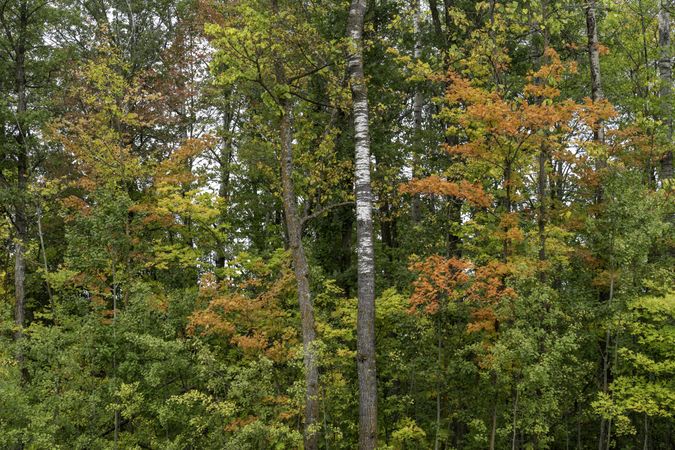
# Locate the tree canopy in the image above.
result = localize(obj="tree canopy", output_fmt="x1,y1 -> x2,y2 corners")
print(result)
0,0 -> 673,449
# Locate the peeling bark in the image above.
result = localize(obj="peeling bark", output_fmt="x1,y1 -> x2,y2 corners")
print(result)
346,0 -> 377,447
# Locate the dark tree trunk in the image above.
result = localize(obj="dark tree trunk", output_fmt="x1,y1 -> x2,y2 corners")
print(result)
489,377 -> 498,450
428,0 -> 446,50
658,0 -> 672,180
446,199 -> 462,258
538,149 -> 549,288
346,0 -> 378,448
411,0 -> 423,223
536,2 -> 549,284
585,0 -> 607,212
216,109 -> 235,270
584,4 -> 613,449
428,0 -> 464,257
13,1 -> 29,349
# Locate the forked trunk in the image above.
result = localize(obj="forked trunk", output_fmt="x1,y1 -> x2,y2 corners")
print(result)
271,2 -> 321,444
279,100 -> 320,450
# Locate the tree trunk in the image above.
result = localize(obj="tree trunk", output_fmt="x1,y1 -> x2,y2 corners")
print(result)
538,149 -> 547,283
585,0 -> 604,105
14,238 -> 26,339
279,100 -> 320,450
216,109 -> 234,270
584,5 -> 614,448
489,391 -> 498,450
271,3 -> 320,447
428,0 -> 465,258
585,0 -> 605,143
434,320 -> 442,450
411,0 -> 423,223
584,0 -> 607,206
502,160 -> 513,260
347,1 -> 377,448
511,382 -> 519,450
428,0 -> 447,51
658,0 -> 672,180
412,0 -> 422,121
13,1 -> 29,349
536,2 -> 549,284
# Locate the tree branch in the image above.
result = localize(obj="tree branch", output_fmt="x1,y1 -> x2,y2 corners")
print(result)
287,62 -> 332,84
301,201 -> 353,228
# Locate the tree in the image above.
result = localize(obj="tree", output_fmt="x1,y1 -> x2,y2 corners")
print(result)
206,1 -> 348,445
593,293 -> 675,447
658,0 -> 672,180
346,0 -> 378,447
0,0 -> 62,358
0,0 -> 674,448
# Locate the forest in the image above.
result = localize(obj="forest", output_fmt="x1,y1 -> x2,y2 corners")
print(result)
0,0 -> 673,448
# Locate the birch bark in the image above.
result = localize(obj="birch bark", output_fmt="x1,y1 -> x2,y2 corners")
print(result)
583,5 -> 614,449
346,0 -> 377,448
585,0 -> 605,143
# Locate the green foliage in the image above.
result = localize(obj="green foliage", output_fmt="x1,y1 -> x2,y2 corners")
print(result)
0,0 -> 673,449
593,293 -> 675,436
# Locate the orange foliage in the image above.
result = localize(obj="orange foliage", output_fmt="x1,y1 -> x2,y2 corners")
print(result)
409,255 -> 472,314
442,49 -> 616,168
74,176 -> 98,192
462,261 -> 515,339
188,270 -> 298,362
467,307 -> 497,334
224,415 -> 258,432
466,261 -> 516,306
155,136 -> 216,186
401,175 -> 492,208
62,195 -> 91,219
404,49 -> 621,234
409,255 -> 516,337
494,212 -> 524,243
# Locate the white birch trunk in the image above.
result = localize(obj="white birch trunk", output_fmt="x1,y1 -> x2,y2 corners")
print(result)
347,0 -> 377,448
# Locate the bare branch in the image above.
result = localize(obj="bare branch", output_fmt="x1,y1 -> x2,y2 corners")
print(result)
301,201 -> 353,228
